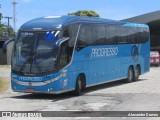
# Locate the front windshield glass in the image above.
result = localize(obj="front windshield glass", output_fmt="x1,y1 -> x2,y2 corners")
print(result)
12,31 -> 60,75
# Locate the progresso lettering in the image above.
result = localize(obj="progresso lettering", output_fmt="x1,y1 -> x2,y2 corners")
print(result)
19,77 -> 42,81
91,47 -> 118,57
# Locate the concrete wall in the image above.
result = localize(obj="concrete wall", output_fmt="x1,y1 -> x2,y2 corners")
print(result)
7,41 -> 14,65
0,41 -> 14,65
0,48 -> 7,65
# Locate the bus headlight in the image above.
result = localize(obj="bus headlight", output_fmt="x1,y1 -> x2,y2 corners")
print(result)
43,78 -> 58,84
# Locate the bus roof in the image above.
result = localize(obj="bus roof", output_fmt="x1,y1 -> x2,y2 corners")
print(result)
19,16 -> 148,31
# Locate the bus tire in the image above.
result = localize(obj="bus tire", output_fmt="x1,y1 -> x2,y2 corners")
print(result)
126,67 -> 134,83
133,66 -> 140,81
75,76 -> 82,96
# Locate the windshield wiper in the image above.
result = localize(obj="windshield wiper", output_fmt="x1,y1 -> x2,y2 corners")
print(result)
30,55 -> 42,74
19,57 -> 32,72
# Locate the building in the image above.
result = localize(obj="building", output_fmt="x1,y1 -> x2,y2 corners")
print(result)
122,10 -> 160,51
0,37 -> 7,65
0,37 -> 14,65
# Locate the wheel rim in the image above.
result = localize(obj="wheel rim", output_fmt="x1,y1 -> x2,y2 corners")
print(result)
78,79 -> 81,92
135,67 -> 140,79
129,68 -> 133,81
135,70 -> 139,77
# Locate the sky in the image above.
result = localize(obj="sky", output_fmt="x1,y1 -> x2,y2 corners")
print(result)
0,0 -> 160,30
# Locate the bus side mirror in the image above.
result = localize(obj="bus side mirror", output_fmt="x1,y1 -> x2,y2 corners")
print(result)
3,38 -> 15,54
55,37 -> 69,47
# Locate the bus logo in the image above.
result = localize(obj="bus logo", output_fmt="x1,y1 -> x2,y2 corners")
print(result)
44,31 -> 55,41
131,45 -> 139,61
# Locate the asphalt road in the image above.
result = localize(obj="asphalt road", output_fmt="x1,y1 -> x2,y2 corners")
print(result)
0,66 -> 160,120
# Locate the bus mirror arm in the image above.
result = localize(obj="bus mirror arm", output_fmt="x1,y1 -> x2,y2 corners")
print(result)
3,38 -> 15,54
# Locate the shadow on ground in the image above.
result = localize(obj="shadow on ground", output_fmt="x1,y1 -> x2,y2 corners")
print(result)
10,78 -> 147,101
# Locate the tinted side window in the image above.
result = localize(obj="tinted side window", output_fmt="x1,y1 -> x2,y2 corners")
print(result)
143,28 -> 149,43
63,24 -> 79,47
105,25 -> 149,45
62,25 -> 78,61
63,26 -> 69,37
125,27 -> 130,44
93,25 -> 106,45
116,26 -> 129,44
127,27 -> 136,44
137,27 -> 142,43
106,25 -> 118,45
59,41 -> 69,68
78,24 -> 93,48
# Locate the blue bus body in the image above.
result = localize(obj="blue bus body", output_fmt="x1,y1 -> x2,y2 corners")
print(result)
11,16 -> 150,94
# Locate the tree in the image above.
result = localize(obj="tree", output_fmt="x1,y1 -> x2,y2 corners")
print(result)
0,12 -> 15,39
0,13 -> 2,22
0,24 -> 8,38
68,10 -> 100,17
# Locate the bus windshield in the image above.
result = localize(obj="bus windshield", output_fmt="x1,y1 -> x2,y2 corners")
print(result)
12,31 -> 60,75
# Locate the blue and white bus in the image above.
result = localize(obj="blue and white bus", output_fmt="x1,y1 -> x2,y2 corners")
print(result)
8,16 -> 150,95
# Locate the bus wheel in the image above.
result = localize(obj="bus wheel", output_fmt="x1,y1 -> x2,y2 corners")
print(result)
126,67 -> 134,83
133,66 -> 140,81
75,76 -> 82,96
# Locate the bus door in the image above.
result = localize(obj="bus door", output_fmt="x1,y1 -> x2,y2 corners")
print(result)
58,38 -> 74,89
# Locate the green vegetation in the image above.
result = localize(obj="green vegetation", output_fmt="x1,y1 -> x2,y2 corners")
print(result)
0,12 -> 15,39
0,78 -> 9,94
0,23 -> 15,38
0,13 -> 2,21
0,66 -> 10,94
68,10 -> 100,17
0,78 -> 2,92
